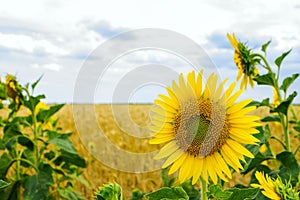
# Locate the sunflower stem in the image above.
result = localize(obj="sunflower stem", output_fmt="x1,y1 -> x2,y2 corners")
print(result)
252,53 -> 273,74
200,176 -> 208,200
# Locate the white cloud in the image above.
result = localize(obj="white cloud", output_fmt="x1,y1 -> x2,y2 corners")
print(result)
0,0 -> 299,103
0,32 -> 69,56
31,63 -> 62,71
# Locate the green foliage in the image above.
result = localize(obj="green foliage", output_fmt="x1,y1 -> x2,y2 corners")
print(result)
280,73 -> 299,93
131,189 -> 145,200
0,75 -> 87,199
253,73 -> 276,86
276,151 -> 299,186
207,184 -> 259,200
95,182 -> 123,200
0,180 -> 10,189
261,40 -> 271,54
271,91 -> 297,115
144,187 -> 189,200
274,49 -> 292,68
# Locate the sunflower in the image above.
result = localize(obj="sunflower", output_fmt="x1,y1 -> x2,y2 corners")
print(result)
5,74 -> 21,109
227,33 -> 259,89
150,71 -> 260,185
251,171 -> 281,200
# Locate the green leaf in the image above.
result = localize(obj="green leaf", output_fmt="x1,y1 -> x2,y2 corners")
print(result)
76,175 -> 91,189
242,152 -> 273,175
261,40 -> 271,53
58,187 -> 84,200
23,171 -> 53,200
47,131 -> 77,154
22,94 -> 45,113
243,126 -> 271,174
145,187 -> 189,200
54,150 -> 86,168
0,180 -> 10,189
31,75 -> 43,91
131,189 -> 145,200
95,182 -> 123,200
20,149 -> 35,168
276,151 -> 299,186
261,115 -> 281,122
37,104 -> 64,123
3,122 -> 22,142
180,180 -> 200,200
271,91 -> 297,115
18,136 -> 34,151
226,188 -> 259,200
208,184 -> 232,200
275,49 -> 292,68
280,73 -> 299,93
0,153 -> 13,179
253,73 -> 276,86
162,168 -> 175,187
1,180 -> 22,200
0,83 -> 7,100
248,98 -> 270,108
294,122 -> 300,133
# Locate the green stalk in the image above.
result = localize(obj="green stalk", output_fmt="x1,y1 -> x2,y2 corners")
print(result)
282,114 -> 291,152
14,144 -> 21,200
200,176 -> 208,200
254,53 -> 292,152
30,99 -> 40,171
252,53 -> 273,74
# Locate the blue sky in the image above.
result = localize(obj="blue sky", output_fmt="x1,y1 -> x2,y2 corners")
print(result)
0,0 -> 299,103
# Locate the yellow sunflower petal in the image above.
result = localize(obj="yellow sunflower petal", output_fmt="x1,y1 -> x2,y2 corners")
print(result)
192,158 -> 203,184
215,153 -> 232,179
227,99 -> 252,114
211,154 -> 228,182
229,116 -> 260,124
158,94 -> 179,109
226,90 -> 243,107
236,68 -> 243,81
178,155 -> 193,183
154,99 -> 177,112
206,155 -> 218,184
196,70 -> 203,98
154,141 -> 178,159
230,131 -> 259,144
228,107 -> 257,119
221,144 -> 243,172
166,86 -> 179,104
227,140 -> 254,158
162,148 -> 184,168
149,136 -> 173,144
168,153 -> 188,175
214,78 -> 228,101
201,158 -> 209,183
187,71 -> 196,92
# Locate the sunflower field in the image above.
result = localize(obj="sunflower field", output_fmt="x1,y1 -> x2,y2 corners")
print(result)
1,33 -> 300,200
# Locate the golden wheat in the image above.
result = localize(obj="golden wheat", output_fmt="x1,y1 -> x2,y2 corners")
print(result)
1,104 -> 299,198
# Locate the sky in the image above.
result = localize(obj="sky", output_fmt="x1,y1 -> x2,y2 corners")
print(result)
0,0 -> 299,103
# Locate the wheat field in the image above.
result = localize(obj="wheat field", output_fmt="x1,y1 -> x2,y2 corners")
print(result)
1,104 -> 299,198
54,104 -> 300,198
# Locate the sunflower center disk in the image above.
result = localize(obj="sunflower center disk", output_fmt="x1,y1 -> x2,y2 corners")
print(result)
174,100 -> 229,158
